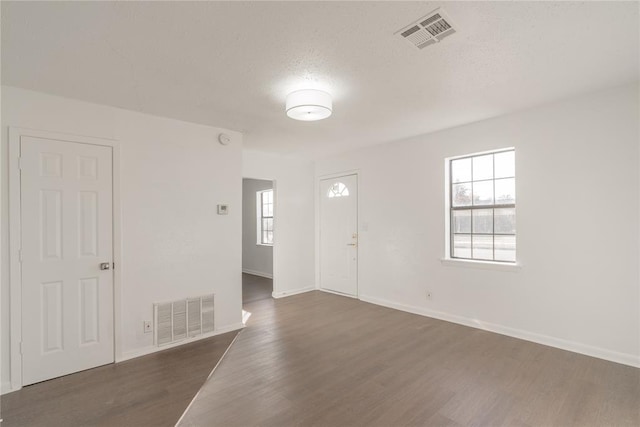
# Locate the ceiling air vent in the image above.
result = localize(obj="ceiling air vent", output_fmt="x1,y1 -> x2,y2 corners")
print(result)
396,8 -> 456,50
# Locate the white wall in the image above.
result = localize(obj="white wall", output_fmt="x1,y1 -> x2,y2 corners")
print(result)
1,86 -> 244,392
242,178 -> 273,277
316,83 -> 640,366
243,150 -> 315,297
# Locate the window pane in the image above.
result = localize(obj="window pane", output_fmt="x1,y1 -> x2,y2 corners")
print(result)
472,209 -> 493,234
494,151 -> 514,178
453,234 -> 471,258
495,178 -> 515,204
473,181 -> 493,205
452,210 -> 471,233
328,182 -> 349,198
448,149 -> 515,263
452,183 -> 472,207
262,231 -> 268,244
494,208 -> 516,234
472,154 -> 493,181
472,235 -> 493,260
451,158 -> 471,183
266,231 -> 274,244
495,235 -> 516,262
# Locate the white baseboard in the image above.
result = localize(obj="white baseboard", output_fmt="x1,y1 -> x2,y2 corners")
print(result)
319,288 -> 358,299
242,269 -> 273,279
117,322 -> 245,363
1,380 -> 15,396
359,294 -> 640,368
272,286 -> 316,299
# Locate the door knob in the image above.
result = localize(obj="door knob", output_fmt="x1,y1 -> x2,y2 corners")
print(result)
100,262 -> 111,270
346,243 -> 357,247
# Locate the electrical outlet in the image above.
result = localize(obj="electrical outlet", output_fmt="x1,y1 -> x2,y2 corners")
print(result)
143,320 -> 153,333
426,291 -> 432,300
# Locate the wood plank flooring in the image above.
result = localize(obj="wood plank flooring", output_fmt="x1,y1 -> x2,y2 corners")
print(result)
180,291 -> 640,427
242,273 -> 273,304
1,331 -> 238,427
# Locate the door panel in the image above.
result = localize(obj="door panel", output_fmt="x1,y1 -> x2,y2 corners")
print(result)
320,174 -> 358,296
21,136 -> 114,385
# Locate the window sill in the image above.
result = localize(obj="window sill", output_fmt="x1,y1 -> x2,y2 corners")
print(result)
256,243 -> 273,247
440,258 -> 521,272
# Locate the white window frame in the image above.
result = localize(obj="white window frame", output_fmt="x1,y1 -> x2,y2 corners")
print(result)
256,189 -> 273,246
443,148 -> 521,270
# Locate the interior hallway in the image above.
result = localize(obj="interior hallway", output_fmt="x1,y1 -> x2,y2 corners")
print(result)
179,291 -> 640,427
242,273 -> 273,304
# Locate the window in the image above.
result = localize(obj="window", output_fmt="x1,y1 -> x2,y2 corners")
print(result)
449,149 -> 515,262
327,182 -> 349,198
257,189 -> 273,245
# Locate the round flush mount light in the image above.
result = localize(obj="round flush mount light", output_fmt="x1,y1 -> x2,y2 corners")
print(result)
286,89 -> 332,121
218,133 -> 231,145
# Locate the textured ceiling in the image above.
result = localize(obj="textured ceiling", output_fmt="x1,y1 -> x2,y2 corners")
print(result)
2,1 -> 639,159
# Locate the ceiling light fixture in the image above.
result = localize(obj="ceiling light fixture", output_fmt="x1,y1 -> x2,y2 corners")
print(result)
286,89 -> 332,121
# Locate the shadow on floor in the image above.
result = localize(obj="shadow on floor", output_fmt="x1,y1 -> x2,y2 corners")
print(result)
1,331 -> 238,427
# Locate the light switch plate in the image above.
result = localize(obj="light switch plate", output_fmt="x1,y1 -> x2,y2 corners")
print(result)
217,204 -> 229,215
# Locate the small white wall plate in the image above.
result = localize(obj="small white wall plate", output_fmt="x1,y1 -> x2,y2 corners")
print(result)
217,204 -> 229,215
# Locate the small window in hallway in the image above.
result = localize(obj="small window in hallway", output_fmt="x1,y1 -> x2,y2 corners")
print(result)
257,189 -> 273,245
327,182 -> 349,198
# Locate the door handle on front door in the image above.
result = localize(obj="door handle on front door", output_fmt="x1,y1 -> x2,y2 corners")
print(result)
100,262 -> 111,270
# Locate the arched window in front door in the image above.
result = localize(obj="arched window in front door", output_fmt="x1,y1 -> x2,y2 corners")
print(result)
327,182 -> 349,198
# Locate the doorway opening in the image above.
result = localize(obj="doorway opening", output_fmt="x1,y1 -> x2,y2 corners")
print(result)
242,178 -> 274,305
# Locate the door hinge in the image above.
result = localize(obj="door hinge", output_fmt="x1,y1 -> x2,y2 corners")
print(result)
112,262 -> 115,270
18,249 -> 23,263
18,157 -> 23,170
19,342 -> 23,355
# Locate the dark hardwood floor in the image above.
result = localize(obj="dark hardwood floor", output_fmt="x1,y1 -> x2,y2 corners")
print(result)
242,273 -> 272,304
180,291 -> 640,427
2,289 -> 637,426
1,331 -> 238,427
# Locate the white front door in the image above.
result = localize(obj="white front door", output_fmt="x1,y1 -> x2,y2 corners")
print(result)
20,136 -> 114,385
320,174 -> 358,296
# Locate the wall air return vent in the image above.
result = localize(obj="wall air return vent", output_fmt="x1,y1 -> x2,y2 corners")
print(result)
154,293 -> 215,347
396,8 -> 456,50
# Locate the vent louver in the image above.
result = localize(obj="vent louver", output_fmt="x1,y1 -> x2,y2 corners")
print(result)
154,293 -> 215,347
396,8 -> 456,50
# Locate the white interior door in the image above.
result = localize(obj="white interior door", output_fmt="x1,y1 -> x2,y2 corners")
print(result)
320,174 -> 358,296
20,136 -> 114,385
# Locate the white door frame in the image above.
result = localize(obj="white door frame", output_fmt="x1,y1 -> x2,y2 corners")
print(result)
8,127 -> 122,392
316,170 -> 360,298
